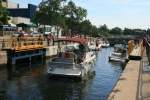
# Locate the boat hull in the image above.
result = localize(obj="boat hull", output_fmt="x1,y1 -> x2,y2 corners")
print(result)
47,56 -> 96,80
48,73 -> 82,80
109,56 -> 127,63
101,45 -> 109,48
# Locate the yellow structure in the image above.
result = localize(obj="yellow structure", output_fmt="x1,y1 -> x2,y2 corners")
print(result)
2,36 -> 46,52
128,40 -> 134,55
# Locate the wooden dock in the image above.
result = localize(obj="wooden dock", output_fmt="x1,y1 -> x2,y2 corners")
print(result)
0,36 -> 47,69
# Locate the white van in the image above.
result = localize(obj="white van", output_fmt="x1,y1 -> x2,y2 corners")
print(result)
38,25 -> 52,35
38,25 -> 62,37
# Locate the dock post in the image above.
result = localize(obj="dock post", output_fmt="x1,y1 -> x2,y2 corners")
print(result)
42,53 -> 43,65
29,57 -> 32,69
11,58 -> 16,73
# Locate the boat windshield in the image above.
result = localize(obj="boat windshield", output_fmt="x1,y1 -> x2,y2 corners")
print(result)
51,58 -> 74,64
112,53 -> 122,57
64,45 -> 79,52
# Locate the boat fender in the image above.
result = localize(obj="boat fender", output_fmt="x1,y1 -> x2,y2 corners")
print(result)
49,66 -> 54,71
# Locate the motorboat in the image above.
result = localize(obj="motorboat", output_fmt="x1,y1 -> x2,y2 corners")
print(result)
109,44 -> 127,63
88,42 -> 100,51
109,52 -> 126,63
101,41 -> 110,48
88,40 -> 102,51
47,37 -> 96,79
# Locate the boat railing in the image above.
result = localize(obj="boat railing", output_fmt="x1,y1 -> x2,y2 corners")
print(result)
49,59 -> 83,69
50,61 -> 74,66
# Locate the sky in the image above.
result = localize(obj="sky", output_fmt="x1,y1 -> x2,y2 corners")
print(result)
9,0 -> 150,29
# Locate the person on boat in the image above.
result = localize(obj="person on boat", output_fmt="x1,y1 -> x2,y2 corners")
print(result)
96,39 -> 99,47
47,33 -> 54,46
77,44 -> 86,63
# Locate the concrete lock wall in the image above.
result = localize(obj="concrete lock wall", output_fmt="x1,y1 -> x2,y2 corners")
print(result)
0,51 -> 7,65
107,60 -> 141,100
46,46 -> 58,57
108,41 -> 144,100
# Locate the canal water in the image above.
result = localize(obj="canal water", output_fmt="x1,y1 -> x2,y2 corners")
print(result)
0,47 -> 123,100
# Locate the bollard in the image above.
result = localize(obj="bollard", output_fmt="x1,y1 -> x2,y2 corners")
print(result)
0,90 -> 6,100
2,39 -> 5,49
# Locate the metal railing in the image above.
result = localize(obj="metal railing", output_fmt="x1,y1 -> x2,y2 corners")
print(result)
144,36 -> 150,65
0,36 -> 47,50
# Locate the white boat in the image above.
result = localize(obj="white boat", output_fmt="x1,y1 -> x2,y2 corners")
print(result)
109,44 -> 127,63
101,41 -> 110,48
47,37 -> 96,79
96,43 -> 102,50
109,52 -> 126,63
88,41 -> 102,51
88,42 -> 96,50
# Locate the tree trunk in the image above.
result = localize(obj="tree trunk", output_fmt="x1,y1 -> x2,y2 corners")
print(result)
56,26 -> 60,38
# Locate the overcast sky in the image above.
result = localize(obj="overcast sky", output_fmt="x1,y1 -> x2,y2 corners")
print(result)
9,0 -> 150,29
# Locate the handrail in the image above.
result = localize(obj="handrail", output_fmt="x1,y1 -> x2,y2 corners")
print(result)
144,37 -> 150,47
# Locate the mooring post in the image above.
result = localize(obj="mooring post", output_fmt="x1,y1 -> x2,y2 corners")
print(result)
41,53 -> 44,65
2,39 -> 5,49
11,58 -> 16,73
29,57 -> 32,69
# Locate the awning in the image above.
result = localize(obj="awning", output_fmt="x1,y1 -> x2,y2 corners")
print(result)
17,23 -> 37,27
17,23 -> 28,27
9,22 -> 16,27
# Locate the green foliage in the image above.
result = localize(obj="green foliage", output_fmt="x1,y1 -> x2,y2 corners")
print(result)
123,28 -> 133,35
36,0 -> 66,26
98,24 -> 109,36
0,1 -> 10,24
33,0 -> 148,37
33,0 -> 88,35
91,25 -> 98,37
110,27 -> 122,35
147,29 -> 150,36
63,1 -> 87,33
80,20 -> 92,35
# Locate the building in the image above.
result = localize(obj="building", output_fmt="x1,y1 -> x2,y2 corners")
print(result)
1,0 -> 37,25
1,0 -> 7,8
7,4 -> 37,25
1,1 -> 62,36
7,1 -> 18,8
2,0 -> 18,8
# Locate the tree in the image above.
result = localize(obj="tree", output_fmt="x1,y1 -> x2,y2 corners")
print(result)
147,28 -> 150,36
132,29 -> 146,35
0,0 -> 10,24
91,25 -> 99,37
34,0 -> 89,36
98,24 -> 109,36
79,19 -> 92,36
110,27 -> 122,35
34,0 -> 66,37
31,10 -> 49,26
123,28 -> 133,35
63,1 -> 87,34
